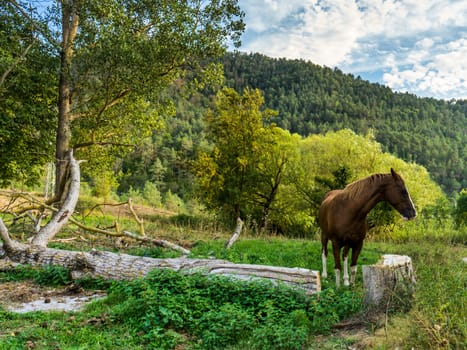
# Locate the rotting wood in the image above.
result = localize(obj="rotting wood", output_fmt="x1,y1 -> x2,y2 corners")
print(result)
2,244 -> 321,294
363,254 -> 416,312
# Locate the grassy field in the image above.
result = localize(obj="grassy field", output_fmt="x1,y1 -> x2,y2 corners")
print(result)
0,206 -> 465,349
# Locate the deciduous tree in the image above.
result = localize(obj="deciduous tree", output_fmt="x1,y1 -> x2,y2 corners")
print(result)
195,87 -> 279,228
4,0 -> 244,199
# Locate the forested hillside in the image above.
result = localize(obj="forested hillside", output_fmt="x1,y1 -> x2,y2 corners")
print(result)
222,52 -> 466,195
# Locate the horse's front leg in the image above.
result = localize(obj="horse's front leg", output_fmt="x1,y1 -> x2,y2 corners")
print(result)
321,237 -> 329,279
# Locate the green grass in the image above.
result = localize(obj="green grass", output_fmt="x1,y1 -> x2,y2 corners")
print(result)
0,213 -> 465,349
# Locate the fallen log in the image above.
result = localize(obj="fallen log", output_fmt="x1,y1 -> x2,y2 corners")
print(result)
2,244 -> 321,294
0,151 -> 320,295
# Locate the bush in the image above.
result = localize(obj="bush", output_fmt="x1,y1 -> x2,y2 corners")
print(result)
249,306 -> 309,350
142,181 -> 162,208
196,303 -> 255,349
454,189 -> 467,228
163,190 -> 185,213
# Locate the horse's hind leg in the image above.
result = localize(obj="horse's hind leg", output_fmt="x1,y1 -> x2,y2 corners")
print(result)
332,241 -> 342,287
342,246 -> 350,286
321,236 -> 329,279
350,241 -> 363,284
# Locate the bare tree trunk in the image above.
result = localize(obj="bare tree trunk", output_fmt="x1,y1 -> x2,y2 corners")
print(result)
55,0 -> 79,199
225,217 -> 243,249
363,255 -> 416,312
32,151 -> 80,246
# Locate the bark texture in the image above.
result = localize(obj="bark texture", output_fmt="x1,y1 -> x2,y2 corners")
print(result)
363,254 -> 416,312
2,244 -> 320,294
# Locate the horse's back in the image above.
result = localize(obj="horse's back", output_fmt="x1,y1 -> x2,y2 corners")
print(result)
319,188 -> 367,243
318,190 -> 341,233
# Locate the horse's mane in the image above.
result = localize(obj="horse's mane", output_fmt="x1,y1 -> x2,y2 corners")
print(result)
342,173 -> 389,200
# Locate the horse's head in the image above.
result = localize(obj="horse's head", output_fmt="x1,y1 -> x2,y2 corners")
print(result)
384,168 -> 417,220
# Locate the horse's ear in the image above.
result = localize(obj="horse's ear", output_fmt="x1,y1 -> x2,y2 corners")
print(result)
391,168 -> 397,177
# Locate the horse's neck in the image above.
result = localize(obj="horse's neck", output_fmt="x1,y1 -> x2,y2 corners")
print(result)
351,179 -> 387,216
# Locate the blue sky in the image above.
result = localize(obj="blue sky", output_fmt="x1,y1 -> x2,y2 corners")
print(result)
232,0 -> 467,100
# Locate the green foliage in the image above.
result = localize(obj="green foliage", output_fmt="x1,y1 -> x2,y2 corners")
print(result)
195,87 -> 280,220
223,52 -> 467,195
453,189 -> 467,228
33,265 -> 73,287
0,4 -> 57,186
0,265 -> 71,287
90,169 -> 119,199
196,303 -> 255,349
163,190 -> 185,213
106,269 -> 361,349
248,306 -> 308,350
0,265 -> 38,283
142,181 -> 163,208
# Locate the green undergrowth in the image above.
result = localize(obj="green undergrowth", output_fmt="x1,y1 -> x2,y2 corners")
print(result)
105,269 -> 362,349
0,265 -> 362,349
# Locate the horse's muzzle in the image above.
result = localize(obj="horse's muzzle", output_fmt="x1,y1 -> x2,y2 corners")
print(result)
402,208 -> 417,220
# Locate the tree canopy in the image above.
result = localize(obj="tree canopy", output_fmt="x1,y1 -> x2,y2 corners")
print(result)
0,3 -> 57,185
1,0 -> 244,195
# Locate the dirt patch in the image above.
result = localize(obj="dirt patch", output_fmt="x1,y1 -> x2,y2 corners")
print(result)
0,281 -> 105,313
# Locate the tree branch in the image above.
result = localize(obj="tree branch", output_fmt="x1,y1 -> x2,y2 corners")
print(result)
31,150 -> 81,246
0,42 -> 34,88
7,0 -> 60,49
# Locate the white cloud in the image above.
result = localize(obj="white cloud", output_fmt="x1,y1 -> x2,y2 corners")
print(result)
239,0 -> 364,66
382,37 -> 467,99
236,0 -> 467,99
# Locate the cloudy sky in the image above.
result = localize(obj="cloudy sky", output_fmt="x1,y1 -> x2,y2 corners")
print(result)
233,0 -> 467,100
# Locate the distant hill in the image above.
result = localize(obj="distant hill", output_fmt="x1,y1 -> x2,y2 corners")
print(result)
222,52 -> 466,195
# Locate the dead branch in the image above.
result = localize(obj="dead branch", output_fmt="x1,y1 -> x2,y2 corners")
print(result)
0,162 -> 189,255
128,198 -> 145,236
225,217 -> 243,249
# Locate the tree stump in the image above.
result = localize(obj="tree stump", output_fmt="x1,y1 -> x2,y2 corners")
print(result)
362,254 -> 416,313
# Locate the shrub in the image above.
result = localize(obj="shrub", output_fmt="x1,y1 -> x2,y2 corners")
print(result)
163,190 -> 185,213
142,181 -> 162,208
196,303 -> 256,349
453,189 -> 467,228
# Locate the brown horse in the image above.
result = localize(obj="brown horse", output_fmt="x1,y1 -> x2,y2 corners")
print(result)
318,168 -> 416,287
